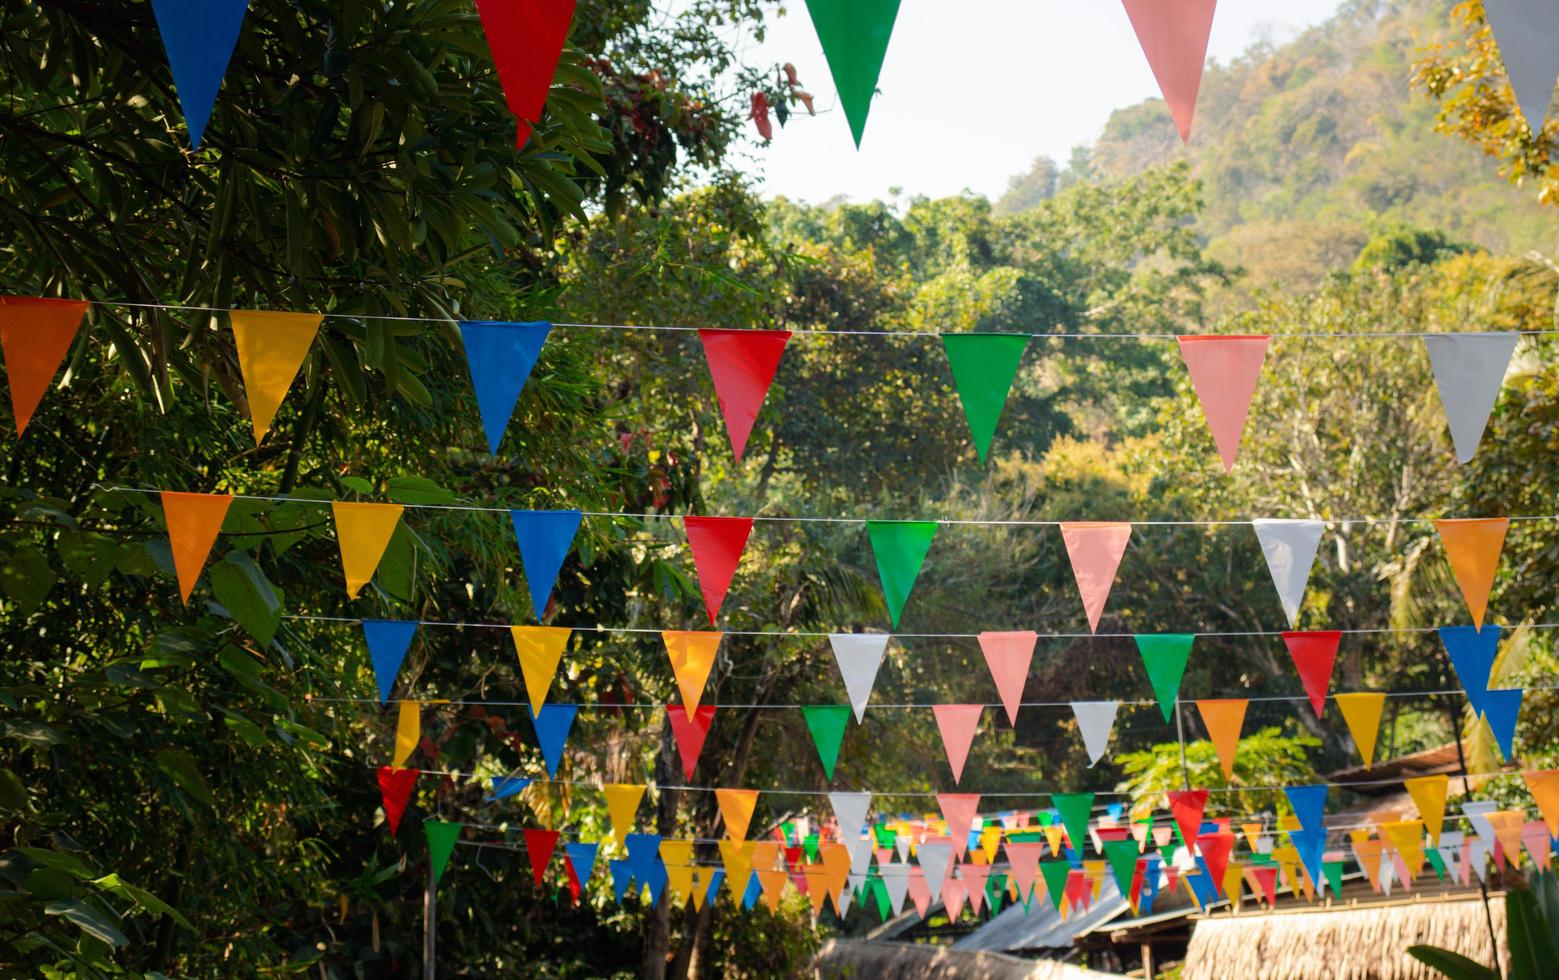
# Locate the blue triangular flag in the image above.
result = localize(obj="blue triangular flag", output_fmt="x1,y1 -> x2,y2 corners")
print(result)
741,870 -> 762,910
644,858 -> 668,905
1291,828 -> 1327,895
703,869 -> 725,903
527,703 -> 577,777
1186,859 -> 1219,906
459,321 -> 552,455
624,833 -> 661,885
1484,688 -> 1523,761
609,859 -> 634,903
510,509 -> 583,621
1139,856 -> 1161,914
564,841 -> 600,883
362,620 -> 418,704
486,775 -> 531,801
148,0 -> 252,147
1284,784 -> 1328,834
1440,625 -> 1501,716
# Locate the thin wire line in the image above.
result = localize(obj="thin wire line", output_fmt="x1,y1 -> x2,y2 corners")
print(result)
94,485 -> 1559,526
88,300 -> 1559,339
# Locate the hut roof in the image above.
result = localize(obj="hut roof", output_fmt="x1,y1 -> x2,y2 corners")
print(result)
815,939 -> 1122,980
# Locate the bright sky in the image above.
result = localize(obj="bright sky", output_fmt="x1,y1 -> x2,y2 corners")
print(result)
738,0 -> 1347,203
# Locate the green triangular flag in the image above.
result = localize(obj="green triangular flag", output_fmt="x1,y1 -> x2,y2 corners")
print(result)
1135,634 -> 1195,723
942,334 -> 1030,463
986,872 -> 1007,912
424,819 -> 462,885
1039,859 -> 1071,911
802,705 -> 852,781
870,876 -> 892,920
1425,847 -> 1447,880
1322,859 -> 1345,897
1103,839 -> 1139,899
866,520 -> 937,628
804,832 -> 820,863
803,0 -> 904,147
1052,792 -> 1095,857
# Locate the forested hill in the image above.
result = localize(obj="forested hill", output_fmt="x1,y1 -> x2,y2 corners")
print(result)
1000,0 -> 1551,291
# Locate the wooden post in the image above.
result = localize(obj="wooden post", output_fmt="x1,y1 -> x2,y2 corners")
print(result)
423,861 -> 437,978
1141,941 -> 1156,979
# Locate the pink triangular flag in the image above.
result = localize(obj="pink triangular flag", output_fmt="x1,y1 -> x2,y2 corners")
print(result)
907,867 -> 932,917
979,631 -> 1036,725
1177,335 -> 1270,473
932,705 -> 983,784
1119,0 -> 1219,143
938,794 -> 982,860
1004,842 -> 1043,902
1059,523 -> 1132,633
942,878 -> 968,921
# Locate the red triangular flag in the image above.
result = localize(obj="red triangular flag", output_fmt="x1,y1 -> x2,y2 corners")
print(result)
698,329 -> 791,460
1167,789 -> 1208,851
937,793 -> 981,860
1119,0 -> 1219,143
1282,630 -> 1341,715
0,297 -> 88,435
472,0 -> 577,146
1196,831 -> 1235,894
1177,335 -> 1270,473
377,766 -> 420,835
524,828 -> 560,886
668,705 -> 716,781
685,516 -> 753,625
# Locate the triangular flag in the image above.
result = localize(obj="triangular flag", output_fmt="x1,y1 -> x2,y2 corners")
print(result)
720,841 -> 756,904
917,841 -> 953,891
1053,794 -> 1095,857
830,793 -> 873,855
509,510 -> 583,621
1252,520 -> 1324,629
1282,631 -> 1341,715
471,0 -> 577,146
1440,625 -> 1502,716
937,794 -> 981,861
802,0 -> 903,146
941,877 -> 968,921
716,788 -> 760,841
698,329 -> 790,460
1435,519 -> 1509,628
932,705 -> 982,784
332,502 -> 404,599
980,631 -> 1036,726
1482,0 -> 1559,133
802,705 -> 852,781
487,775 -> 530,801
1423,333 -> 1519,464
1060,522 -> 1132,633
1136,634 -> 1194,723
1039,860 -> 1071,910
685,517 -> 753,626
942,334 -> 1030,462
1284,785 -> 1328,834
667,705 -> 715,781
961,863 -> 991,915
1334,692 -> 1387,766
1119,0 -> 1219,142
511,626 -> 572,714
160,491 -> 233,604
1072,701 -> 1120,767
229,311 -> 322,445
1196,699 -> 1247,778
528,703 -> 577,778
1197,831 -> 1236,895
363,620 -> 418,705
424,819 -> 462,885
1523,771 -> 1559,837
866,521 -> 938,628
459,321 -> 551,455
603,784 -> 646,847
1405,775 -> 1450,846
1103,839 -> 1140,900
525,828 -> 560,886
377,766 -> 419,835
830,634 -> 889,722
1176,335 -> 1269,472
564,841 -> 600,886
393,701 -> 419,768
0,297 -> 87,436
662,631 -> 723,719
1167,790 -> 1208,853
147,0 -> 251,146
1485,688 -> 1524,760
1005,843 -> 1043,901
879,864 -> 910,913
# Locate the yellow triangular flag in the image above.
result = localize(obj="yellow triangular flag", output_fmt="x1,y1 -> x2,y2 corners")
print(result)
1196,699 -> 1249,779
393,700 -> 419,768
332,502 -> 404,598
662,631 -> 722,719
1382,820 -> 1426,880
1223,860 -> 1244,908
1524,770 -> 1559,837
980,825 -> 1002,863
1240,822 -> 1264,852
229,310 -> 323,445
660,840 -> 697,904
1042,822 -> 1064,856
602,783 -> 645,848
1435,518 -> 1509,628
1404,774 -> 1450,846
715,788 -> 760,841
1334,692 -> 1387,767
510,626 -> 572,714
719,840 -> 756,904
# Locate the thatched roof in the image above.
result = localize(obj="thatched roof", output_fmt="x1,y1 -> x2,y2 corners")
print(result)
1181,895 -> 1509,980
814,940 -> 1120,980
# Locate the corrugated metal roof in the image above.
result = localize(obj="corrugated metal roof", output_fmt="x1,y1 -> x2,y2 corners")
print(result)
951,881 -> 1132,953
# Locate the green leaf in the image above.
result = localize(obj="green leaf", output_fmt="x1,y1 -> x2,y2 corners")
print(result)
92,873 -> 193,930
1508,887 -> 1559,980
45,899 -> 128,947
0,544 -> 56,613
339,476 -> 375,495
1407,945 -> 1500,980
153,748 -> 216,807
209,551 -> 283,645
385,476 -> 458,505
16,847 -> 96,880
0,768 -> 32,814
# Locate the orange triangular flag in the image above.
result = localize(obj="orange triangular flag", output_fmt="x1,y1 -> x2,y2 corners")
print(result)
1196,699 -> 1248,778
229,310 -> 323,445
820,842 -> 851,906
1435,518 -> 1509,627
332,502 -> 404,599
716,788 -> 760,842
663,631 -> 722,719
602,784 -> 645,847
1334,692 -> 1387,767
510,626 -> 572,713
0,297 -> 88,435
1524,771 -> 1559,838
1404,775 -> 1450,846
161,491 -> 234,604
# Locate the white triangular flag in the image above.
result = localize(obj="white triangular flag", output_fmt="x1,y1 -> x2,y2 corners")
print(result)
1467,837 -> 1490,883
849,838 -> 874,876
837,878 -> 856,916
895,834 -> 911,864
1438,830 -> 1464,883
880,863 -> 910,912
1252,519 -> 1325,628
1380,852 -> 1396,895
1483,0 -> 1559,133
830,633 -> 890,722
829,791 -> 873,845
1463,800 -> 1499,844
917,841 -> 953,891
1424,333 -> 1519,464
1071,701 -> 1120,767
